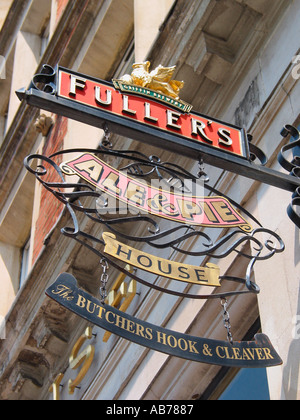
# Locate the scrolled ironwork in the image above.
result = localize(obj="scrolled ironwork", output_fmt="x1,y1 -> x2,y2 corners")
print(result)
24,147 -> 285,300
278,124 -> 300,228
247,134 -> 268,166
171,227 -> 285,261
28,64 -> 57,95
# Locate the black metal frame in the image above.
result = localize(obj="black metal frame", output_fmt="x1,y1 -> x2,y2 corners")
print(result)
16,64 -> 300,196
18,64 -> 299,297
24,147 -> 285,300
278,124 -> 300,228
19,65 -> 296,371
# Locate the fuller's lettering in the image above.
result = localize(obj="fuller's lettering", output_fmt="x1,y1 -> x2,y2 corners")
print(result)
57,69 -> 247,158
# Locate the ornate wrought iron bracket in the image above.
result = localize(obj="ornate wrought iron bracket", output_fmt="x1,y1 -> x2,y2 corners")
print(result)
19,64 -> 291,370
278,125 -> 300,228
28,64 -> 57,95
24,148 -> 285,300
16,65 -> 300,197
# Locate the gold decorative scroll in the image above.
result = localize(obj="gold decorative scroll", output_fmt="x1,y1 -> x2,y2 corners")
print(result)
102,232 -> 220,287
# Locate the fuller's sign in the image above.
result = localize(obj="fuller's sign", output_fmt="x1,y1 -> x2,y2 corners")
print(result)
17,64 -> 300,192
58,68 -> 248,159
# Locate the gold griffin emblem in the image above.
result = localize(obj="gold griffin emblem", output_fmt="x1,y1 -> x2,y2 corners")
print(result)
113,61 -> 192,113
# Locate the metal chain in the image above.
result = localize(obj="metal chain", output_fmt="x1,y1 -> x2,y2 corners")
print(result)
100,258 -> 109,304
220,298 -> 234,345
197,158 -> 209,183
101,124 -> 113,149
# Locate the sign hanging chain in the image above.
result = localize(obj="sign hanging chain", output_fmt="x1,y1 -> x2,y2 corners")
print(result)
197,157 -> 209,183
101,124 -> 113,149
100,258 -> 109,303
221,298 -> 233,345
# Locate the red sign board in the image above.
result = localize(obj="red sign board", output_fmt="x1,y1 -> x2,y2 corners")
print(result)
58,69 -> 248,159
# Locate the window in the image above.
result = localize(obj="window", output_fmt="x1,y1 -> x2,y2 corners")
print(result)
114,39 -> 135,79
218,368 -> 270,400
19,237 -> 30,288
40,19 -> 50,58
0,109 -> 8,147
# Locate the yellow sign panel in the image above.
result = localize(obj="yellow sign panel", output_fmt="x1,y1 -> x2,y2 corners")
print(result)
102,232 -> 220,287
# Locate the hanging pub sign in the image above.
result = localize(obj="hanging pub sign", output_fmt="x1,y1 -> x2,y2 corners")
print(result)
19,61 -> 300,371
46,273 -> 282,368
24,147 -> 285,302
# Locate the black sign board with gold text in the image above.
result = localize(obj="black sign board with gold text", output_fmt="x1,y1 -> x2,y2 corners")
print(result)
46,273 -> 282,369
